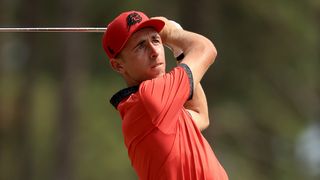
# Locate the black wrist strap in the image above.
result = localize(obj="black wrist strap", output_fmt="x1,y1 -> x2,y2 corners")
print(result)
176,53 -> 185,61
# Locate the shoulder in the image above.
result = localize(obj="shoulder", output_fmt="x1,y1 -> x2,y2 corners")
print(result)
139,64 -> 191,95
110,64 -> 193,109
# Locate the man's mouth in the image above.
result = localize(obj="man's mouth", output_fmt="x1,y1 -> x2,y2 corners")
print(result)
151,63 -> 163,69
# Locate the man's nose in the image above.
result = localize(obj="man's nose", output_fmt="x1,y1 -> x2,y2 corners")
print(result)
148,42 -> 159,59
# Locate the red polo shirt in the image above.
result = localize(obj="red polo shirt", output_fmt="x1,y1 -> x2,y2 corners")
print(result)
110,64 -> 228,180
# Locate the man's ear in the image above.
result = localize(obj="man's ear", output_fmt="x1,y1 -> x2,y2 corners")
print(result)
110,58 -> 125,74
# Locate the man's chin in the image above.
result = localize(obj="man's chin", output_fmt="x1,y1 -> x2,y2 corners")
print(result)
153,70 -> 165,78
145,72 -> 163,81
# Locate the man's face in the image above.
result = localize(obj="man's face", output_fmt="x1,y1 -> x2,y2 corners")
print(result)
115,28 -> 166,85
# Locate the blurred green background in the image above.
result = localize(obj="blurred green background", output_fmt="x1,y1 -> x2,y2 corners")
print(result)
1,0 -> 319,180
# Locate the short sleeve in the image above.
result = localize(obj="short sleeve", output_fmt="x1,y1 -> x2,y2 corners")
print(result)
139,64 -> 194,133
179,63 -> 193,100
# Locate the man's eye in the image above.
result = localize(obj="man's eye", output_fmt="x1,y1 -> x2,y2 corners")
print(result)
137,43 -> 145,49
153,39 -> 160,44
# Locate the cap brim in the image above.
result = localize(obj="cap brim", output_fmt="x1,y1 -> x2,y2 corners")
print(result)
135,19 -> 165,33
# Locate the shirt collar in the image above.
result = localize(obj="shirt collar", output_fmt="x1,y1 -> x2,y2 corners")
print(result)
110,85 -> 139,109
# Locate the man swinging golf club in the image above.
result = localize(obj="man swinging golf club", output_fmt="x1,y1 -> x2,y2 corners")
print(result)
102,10 -> 228,180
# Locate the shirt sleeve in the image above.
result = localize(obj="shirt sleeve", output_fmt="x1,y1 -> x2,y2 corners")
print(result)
139,63 -> 194,133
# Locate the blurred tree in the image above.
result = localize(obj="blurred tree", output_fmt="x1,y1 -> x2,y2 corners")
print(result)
4,0 -> 44,179
54,0 -> 89,180
203,1 -> 320,179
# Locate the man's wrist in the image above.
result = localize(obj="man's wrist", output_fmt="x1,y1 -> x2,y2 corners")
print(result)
176,53 -> 185,61
165,20 -> 184,59
169,20 -> 183,30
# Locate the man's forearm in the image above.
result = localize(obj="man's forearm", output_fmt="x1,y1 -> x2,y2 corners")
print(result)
155,17 -> 214,131
162,27 -> 216,88
154,17 -> 216,87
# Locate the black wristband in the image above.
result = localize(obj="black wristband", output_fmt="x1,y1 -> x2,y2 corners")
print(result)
176,53 -> 185,62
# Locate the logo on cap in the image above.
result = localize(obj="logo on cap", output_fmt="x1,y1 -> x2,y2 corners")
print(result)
107,46 -> 115,55
126,12 -> 142,31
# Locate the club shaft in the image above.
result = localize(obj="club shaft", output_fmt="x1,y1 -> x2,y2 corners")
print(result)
0,27 -> 106,33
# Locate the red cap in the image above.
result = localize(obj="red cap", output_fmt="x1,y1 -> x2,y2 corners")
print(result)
102,11 -> 165,59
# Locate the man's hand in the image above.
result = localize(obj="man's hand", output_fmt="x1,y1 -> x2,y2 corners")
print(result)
151,17 -> 182,44
152,17 -> 184,57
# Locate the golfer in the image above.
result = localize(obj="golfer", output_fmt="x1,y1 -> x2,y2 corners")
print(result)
102,10 -> 228,180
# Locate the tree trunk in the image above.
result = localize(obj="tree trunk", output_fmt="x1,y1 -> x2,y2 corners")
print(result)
54,1 -> 88,180
10,0 -> 40,179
